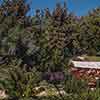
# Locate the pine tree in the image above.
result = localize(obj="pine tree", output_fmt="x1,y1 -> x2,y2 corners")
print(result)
79,7 -> 100,55
0,0 -> 30,55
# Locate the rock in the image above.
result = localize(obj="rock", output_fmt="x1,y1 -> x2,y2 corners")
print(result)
0,90 -> 8,99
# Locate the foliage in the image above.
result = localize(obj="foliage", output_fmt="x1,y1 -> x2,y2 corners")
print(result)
0,0 -> 100,100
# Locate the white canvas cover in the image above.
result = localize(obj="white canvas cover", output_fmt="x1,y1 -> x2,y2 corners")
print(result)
72,61 -> 100,69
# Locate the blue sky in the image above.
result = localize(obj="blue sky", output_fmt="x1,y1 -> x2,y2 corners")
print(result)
27,0 -> 100,16
0,0 -> 100,16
